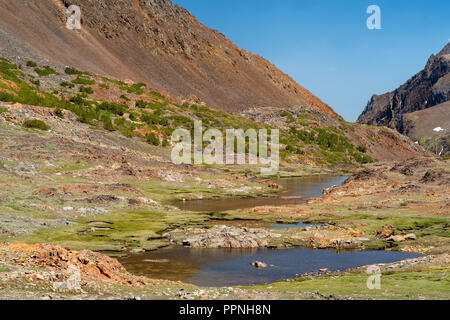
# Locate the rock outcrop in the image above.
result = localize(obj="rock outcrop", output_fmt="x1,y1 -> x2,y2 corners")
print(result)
172,225 -> 281,248
358,43 -> 450,133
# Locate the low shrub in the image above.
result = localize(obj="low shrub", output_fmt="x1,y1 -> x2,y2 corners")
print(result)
145,132 -> 160,146
23,119 -> 49,131
26,61 -> 37,68
79,86 -> 94,94
34,66 -> 58,77
72,76 -> 95,85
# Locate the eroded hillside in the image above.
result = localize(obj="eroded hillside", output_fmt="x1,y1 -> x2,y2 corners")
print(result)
0,0 -> 335,114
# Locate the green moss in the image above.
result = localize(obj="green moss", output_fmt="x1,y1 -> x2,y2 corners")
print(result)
247,265 -> 450,300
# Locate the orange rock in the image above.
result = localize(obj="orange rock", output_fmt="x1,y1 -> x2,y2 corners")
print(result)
0,243 -> 146,285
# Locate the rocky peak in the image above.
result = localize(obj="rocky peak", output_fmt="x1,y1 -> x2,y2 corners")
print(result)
357,43 -> 450,133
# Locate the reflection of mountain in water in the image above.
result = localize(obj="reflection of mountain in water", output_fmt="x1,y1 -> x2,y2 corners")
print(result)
119,246 -> 422,287
174,175 -> 349,212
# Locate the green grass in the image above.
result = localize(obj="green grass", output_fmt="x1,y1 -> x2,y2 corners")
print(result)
246,265 -> 450,300
12,209 -> 211,251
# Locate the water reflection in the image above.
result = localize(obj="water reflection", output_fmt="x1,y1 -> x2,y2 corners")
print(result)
119,246 -> 422,287
174,175 -> 348,212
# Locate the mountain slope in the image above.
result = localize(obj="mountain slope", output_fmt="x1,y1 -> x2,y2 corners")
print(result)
357,43 -> 450,132
0,0 -> 335,115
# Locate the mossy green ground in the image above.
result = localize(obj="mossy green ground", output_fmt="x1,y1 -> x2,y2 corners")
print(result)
246,264 -> 449,300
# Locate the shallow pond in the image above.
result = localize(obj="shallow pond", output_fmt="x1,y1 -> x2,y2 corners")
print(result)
120,175 -> 422,287
174,175 -> 349,212
119,246 -> 422,287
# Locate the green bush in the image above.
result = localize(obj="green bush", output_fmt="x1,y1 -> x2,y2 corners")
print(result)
102,116 -> 116,131
162,137 -> 170,147
357,145 -> 367,153
72,76 -> 95,85
145,132 -> 160,146
54,108 -> 64,118
23,119 -> 49,131
97,101 -> 127,116
26,61 -> 37,68
0,61 -> 20,82
353,152 -> 375,164
64,67 -> 89,75
120,83 -> 146,95
136,100 -> 147,108
34,66 -> 58,77
60,81 -> 74,88
79,86 -> 94,94
120,94 -> 130,101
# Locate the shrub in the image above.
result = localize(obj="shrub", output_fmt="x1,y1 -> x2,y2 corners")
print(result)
23,119 -> 49,131
162,137 -> 170,147
34,66 -> 58,77
145,132 -> 160,146
353,152 -> 375,164
357,145 -> 367,153
26,61 -> 37,68
99,83 -> 110,89
120,94 -> 130,101
102,116 -> 116,131
0,61 -> 20,82
120,83 -> 146,95
97,101 -> 127,116
60,81 -> 74,88
149,91 -> 166,100
136,99 -> 147,108
64,67 -> 88,75
72,76 -> 95,85
79,86 -> 94,94
54,108 -> 64,118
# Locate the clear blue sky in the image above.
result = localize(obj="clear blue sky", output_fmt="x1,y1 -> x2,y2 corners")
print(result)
173,0 -> 449,121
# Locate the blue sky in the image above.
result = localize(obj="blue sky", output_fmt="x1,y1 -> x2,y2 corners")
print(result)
173,0 -> 449,121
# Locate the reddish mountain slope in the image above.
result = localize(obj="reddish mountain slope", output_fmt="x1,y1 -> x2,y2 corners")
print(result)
0,0 -> 337,115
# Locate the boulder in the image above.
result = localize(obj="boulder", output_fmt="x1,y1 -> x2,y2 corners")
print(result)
251,261 -> 268,269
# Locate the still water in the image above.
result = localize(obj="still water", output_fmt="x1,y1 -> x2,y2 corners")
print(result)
119,175 -> 421,287
119,246 -> 421,287
174,175 -> 349,212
